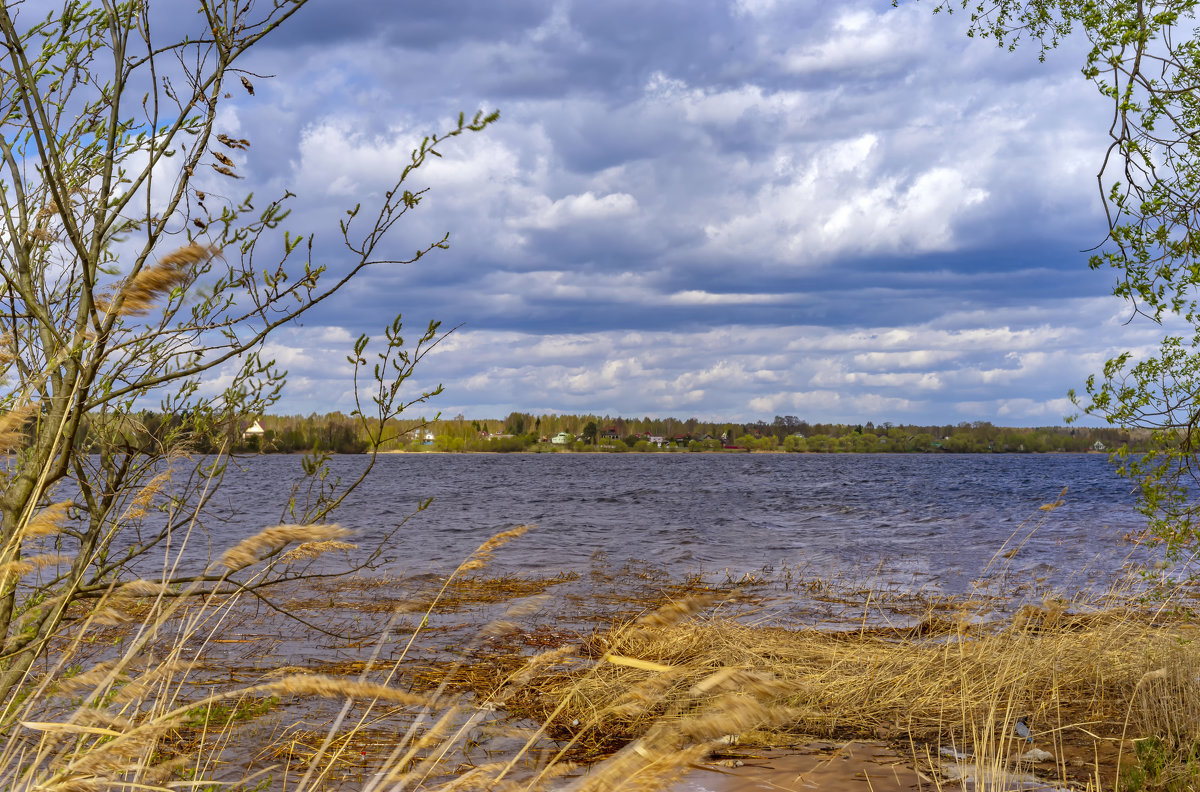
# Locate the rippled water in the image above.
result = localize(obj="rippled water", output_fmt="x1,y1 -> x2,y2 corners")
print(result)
204,452 -> 1149,594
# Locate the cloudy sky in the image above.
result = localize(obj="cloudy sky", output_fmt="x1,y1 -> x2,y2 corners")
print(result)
192,0 -> 1165,425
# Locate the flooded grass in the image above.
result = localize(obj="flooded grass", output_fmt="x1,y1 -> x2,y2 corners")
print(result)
296,572 -> 584,616
13,545 -> 1200,792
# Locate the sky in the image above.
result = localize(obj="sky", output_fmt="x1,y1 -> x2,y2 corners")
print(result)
183,0 -> 1172,425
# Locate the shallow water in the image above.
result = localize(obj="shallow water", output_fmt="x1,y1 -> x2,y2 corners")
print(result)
201,452 -> 1149,595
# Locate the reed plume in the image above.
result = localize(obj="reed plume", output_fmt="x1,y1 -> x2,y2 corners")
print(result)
635,594 -> 720,628
0,402 -> 37,453
0,553 -> 70,580
22,502 -> 70,539
119,471 -> 170,523
117,243 -> 218,317
459,524 -> 532,571
216,523 -> 350,572
261,674 -> 429,706
279,539 -> 358,563
55,663 -> 125,697
111,580 -> 168,599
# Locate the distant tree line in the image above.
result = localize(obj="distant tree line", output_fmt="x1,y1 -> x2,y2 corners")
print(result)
70,411 -> 1152,455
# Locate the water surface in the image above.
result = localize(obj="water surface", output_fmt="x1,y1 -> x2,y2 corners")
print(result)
207,452 -> 1147,594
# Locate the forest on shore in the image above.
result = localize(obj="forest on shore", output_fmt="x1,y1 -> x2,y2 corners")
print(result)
193,411 -> 1147,455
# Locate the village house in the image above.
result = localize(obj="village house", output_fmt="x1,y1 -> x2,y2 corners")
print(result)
242,420 -> 265,441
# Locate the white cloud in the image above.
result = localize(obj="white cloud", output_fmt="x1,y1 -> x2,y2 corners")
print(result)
955,397 -> 1076,421
643,72 -> 813,131
701,134 -> 990,264
512,190 -> 639,230
852,350 -> 963,369
997,397 -> 1076,418
260,342 -> 315,369
749,390 -> 921,416
665,290 -> 793,306
782,6 -> 929,75
813,368 -> 945,391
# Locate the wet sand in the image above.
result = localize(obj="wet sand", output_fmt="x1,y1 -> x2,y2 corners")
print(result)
671,743 -> 930,792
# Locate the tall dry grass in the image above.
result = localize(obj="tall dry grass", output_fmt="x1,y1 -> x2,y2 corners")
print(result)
504,569 -> 1200,792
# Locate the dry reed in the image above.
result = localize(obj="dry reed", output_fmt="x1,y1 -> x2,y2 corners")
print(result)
117,471 -> 170,523
279,539 -> 358,563
540,609 -> 1160,744
216,523 -> 351,571
21,502 -> 70,539
459,524 -> 532,571
114,243 -> 218,316
0,553 -> 71,581
0,402 -> 37,453
259,674 -> 430,707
